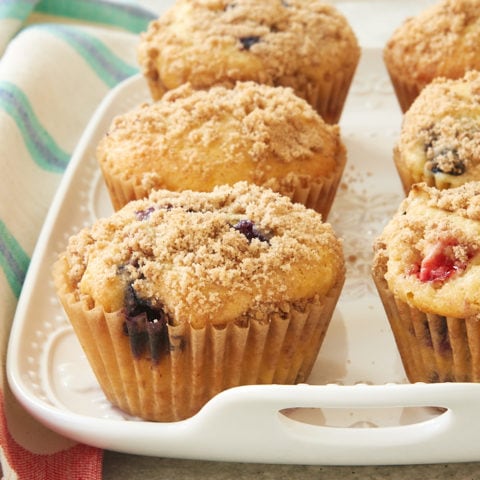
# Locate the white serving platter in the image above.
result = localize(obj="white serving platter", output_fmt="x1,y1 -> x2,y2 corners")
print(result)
8,48 -> 480,465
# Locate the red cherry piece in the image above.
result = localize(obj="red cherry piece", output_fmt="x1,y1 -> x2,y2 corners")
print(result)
418,239 -> 468,283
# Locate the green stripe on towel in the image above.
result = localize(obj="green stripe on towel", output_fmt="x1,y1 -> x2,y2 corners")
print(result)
33,0 -> 156,33
0,220 -> 30,299
34,24 -> 139,87
0,81 -> 69,173
0,0 -> 37,21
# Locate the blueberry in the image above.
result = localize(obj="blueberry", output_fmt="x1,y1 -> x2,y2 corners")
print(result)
123,284 -> 168,362
430,157 -> 465,176
232,219 -> 271,243
135,206 -> 155,221
239,36 -> 261,50
424,139 -> 466,176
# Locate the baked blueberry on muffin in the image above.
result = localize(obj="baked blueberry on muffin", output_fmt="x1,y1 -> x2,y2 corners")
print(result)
97,81 -> 347,218
53,182 -> 345,421
394,71 -> 480,194
384,0 -> 480,112
372,182 -> 480,383
137,0 -> 360,124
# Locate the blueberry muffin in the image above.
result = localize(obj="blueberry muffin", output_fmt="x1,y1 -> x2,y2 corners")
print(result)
394,70 -> 480,194
137,0 -> 360,124
97,81 -> 347,218
384,0 -> 480,113
53,182 -> 345,422
372,182 -> 480,383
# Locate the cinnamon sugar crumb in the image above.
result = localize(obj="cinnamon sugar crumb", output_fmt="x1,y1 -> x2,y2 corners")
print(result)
102,82 -> 335,166
384,0 -> 480,84
420,116 -> 480,173
138,0 -> 360,96
139,0 -> 359,83
61,182 -> 344,327
397,70 -> 480,185
97,81 -> 345,200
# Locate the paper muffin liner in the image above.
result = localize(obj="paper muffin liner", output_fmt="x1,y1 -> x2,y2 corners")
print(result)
145,76 -> 167,102
102,158 -> 346,219
144,64 -> 357,126
385,69 -> 422,114
372,253 -> 480,383
302,64 -> 359,125
283,156 -> 346,221
393,144 -> 417,195
53,260 -> 344,422
99,166 -> 150,211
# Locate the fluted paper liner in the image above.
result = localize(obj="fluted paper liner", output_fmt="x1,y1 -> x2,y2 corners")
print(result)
54,262 -> 344,422
99,166 -> 146,212
393,144 -> 416,195
285,158 -> 346,221
385,69 -> 422,114
372,253 -> 480,383
145,65 -> 357,126
305,65 -> 358,125
102,162 -> 346,221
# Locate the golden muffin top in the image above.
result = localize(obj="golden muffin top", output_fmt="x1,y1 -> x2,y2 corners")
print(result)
394,71 -> 480,190
373,182 -> 480,319
137,0 -> 360,98
97,81 -> 345,203
57,182 -> 345,328
384,0 -> 480,90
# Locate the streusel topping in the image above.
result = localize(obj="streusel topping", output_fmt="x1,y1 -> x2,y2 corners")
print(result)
137,0 -> 360,97
97,81 -> 344,193
384,0 -> 480,86
395,71 -> 480,187
60,182 -> 344,327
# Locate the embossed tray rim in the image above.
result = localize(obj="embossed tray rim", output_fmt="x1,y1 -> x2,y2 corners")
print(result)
7,48 -> 480,465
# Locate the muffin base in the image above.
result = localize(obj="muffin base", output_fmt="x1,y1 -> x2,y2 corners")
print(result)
372,252 -> 480,383
54,261 -> 345,422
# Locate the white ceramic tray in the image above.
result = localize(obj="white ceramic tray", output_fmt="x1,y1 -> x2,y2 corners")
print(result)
8,49 -> 480,465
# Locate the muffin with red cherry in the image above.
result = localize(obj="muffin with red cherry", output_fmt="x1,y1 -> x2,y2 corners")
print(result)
372,181 -> 480,383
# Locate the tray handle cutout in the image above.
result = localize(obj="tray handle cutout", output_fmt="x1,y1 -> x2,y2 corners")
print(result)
179,383 -> 480,465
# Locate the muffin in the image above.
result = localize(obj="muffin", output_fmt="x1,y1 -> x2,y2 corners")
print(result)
53,182 -> 345,422
394,71 -> 480,194
372,182 -> 480,383
383,0 -> 480,113
137,0 -> 360,124
97,81 -> 347,218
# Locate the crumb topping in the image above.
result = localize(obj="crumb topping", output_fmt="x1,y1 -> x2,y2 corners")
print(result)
421,116 -> 480,174
374,182 -> 480,318
423,182 -> 480,220
384,0 -> 480,84
60,182 -> 344,327
396,71 -> 480,185
137,0 -> 360,93
97,82 -> 344,192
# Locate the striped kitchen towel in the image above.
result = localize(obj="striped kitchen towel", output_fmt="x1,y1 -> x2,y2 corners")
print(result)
0,1 -> 161,478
